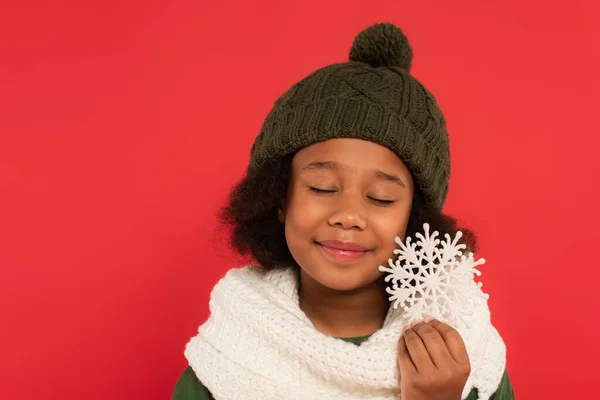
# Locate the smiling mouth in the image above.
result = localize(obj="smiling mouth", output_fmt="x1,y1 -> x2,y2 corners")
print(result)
315,240 -> 371,263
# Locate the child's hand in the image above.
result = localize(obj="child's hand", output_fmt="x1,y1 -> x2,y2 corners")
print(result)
397,317 -> 470,400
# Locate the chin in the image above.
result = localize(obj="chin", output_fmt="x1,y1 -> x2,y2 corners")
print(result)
311,267 -> 381,292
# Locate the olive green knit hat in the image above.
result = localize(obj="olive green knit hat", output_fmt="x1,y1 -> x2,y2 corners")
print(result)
249,22 -> 451,211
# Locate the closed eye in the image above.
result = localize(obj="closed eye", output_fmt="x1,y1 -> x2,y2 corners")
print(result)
308,186 -> 395,205
308,186 -> 337,194
368,197 -> 395,206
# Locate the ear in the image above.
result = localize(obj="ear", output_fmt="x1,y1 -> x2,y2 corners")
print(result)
277,201 -> 285,223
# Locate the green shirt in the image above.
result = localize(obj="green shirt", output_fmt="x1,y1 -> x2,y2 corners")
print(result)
172,336 -> 514,399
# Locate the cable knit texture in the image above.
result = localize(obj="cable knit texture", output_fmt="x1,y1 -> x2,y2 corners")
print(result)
249,22 -> 451,211
185,266 -> 506,400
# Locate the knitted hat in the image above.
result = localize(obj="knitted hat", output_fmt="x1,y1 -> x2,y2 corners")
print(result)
249,22 -> 451,211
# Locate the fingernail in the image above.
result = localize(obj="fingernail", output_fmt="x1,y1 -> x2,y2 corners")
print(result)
410,319 -> 422,328
423,315 -> 435,323
402,324 -> 411,333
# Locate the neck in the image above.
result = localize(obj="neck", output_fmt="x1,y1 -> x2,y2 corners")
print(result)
298,270 -> 389,338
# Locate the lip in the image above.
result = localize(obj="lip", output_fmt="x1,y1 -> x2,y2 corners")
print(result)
316,240 -> 371,263
318,240 -> 369,252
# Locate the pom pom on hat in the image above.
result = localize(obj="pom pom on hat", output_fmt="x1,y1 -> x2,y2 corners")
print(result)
349,22 -> 414,71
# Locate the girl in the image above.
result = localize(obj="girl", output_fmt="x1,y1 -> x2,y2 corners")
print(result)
173,22 -> 513,400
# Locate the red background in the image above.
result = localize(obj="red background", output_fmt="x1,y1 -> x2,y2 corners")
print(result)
1,0 -> 598,398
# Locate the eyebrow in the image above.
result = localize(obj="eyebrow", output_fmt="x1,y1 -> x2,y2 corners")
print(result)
375,170 -> 406,188
301,161 -> 406,188
301,161 -> 338,171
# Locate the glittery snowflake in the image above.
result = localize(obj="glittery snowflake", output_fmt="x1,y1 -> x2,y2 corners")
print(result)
378,223 -> 488,326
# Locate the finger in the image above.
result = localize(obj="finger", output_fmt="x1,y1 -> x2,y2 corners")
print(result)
412,321 -> 455,369
402,323 -> 436,374
425,317 -> 470,366
397,332 -> 417,377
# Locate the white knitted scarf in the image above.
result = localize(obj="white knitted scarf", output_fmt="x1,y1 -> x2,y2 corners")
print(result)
185,265 -> 506,400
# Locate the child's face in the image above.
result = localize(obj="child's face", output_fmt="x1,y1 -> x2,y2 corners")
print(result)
279,138 -> 414,292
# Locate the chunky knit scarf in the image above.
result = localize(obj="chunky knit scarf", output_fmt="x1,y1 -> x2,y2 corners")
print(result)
185,266 -> 506,399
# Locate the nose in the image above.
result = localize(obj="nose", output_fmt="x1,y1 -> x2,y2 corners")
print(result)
327,193 -> 367,231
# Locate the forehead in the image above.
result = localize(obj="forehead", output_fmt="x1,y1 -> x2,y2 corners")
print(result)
292,138 -> 410,175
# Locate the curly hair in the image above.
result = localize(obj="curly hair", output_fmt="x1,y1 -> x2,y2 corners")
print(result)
220,154 -> 477,269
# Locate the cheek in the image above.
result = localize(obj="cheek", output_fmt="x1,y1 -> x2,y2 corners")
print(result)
283,192 -> 327,245
371,211 -> 411,253
285,191 -> 327,228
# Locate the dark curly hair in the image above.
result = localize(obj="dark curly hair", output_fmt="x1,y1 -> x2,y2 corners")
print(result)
220,154 -> 477,269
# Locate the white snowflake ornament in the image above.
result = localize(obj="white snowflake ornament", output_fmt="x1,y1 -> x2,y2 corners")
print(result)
379,223 -> 489,327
